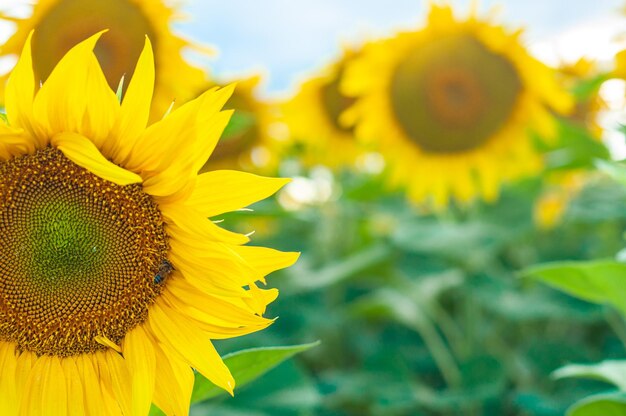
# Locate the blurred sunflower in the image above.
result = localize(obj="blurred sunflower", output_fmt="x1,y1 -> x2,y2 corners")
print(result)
0,32 -> 297,414
534,171 -> 586,229
343,4 -> 572,206
283,49 -> 365,168
614,49 -> 626,79
557,58 -> 606,139
201,76 -> 276,172
0,0 -> 207,121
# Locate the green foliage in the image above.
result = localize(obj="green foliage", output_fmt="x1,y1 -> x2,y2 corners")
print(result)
523,261 -> 626,314
222,111 -> 256,139
188,92 -> 626,415
596,159 -> 626,188
567,393 -> 626,416
553,361 -> 626,391
191,341 -> 320,403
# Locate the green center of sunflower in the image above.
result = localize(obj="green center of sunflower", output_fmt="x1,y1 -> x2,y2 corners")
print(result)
320,70 -> 355,133
0,147 -> 169,357
390,34 -> 522,153
32,0 -> 156,92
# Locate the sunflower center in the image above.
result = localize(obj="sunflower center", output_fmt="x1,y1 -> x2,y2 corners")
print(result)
31,0 -> 156,92
390,34 -> 522,153
0,147 -> 169,357
320,69 -> 355,133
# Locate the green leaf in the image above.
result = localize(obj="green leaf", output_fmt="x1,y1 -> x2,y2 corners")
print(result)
0,112 -> 7,124
571,73 -> 609,100
596,159 -> 626,188
553,360 -> 626,391
222,111 -> 256,139
567,392 -> 626,416
522,260 -> 626,315
148,405 -> 165,416
545,120 -> 609,171
288,243 -> 394,292
115,75 -> 125,103
191,341 -> 320,404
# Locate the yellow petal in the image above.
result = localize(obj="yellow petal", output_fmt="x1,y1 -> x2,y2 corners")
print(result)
108,36 -> 155,163
232,246 -> 300,278
243,284 -> 280,315
166,277 -> 273,327
61,358 -> 86,416
169,250 -> 251,298
160,205 -> 249,245
32,31 -> 119,145
0,123 -> 38,160
186,170 -> 290,217
163,295 -> 273,339
148,302 -> 235,395
168,230 -> 259,286
4,31 -> 46,144
102,351 -> 132,416
76,356 -> 106,416
19,356 -> 67,416
15,351 -> 34,404
94,335 -> 122,353
151,340 -> 194,416
90,353 -> 125,416
0,343 -> 18,414
52,132 -> 142,185
129,85 -> 234,172
123,325 -> 156,416
142,111 -> 231,199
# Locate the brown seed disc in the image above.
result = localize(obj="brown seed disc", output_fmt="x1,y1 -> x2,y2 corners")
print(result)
390,34 -> 522,153
0,147 -> 169,357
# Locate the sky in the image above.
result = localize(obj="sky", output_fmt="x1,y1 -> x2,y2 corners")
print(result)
177,0 -> 626,96
1,0 -> 624,96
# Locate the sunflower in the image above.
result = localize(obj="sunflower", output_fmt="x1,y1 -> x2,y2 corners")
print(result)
201,76 -> 277,172
283,49 -> 365,168
557,58 -> 606,139
0,32 -> 298,415
342,4 -> 572,206
534,171 -> 586,229
0,0 -> 207,121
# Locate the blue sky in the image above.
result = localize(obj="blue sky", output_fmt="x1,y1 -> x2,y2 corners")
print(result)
177,0 -> 624,96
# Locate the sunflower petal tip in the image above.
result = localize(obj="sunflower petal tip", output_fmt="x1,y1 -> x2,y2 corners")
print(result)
94,335 -> 122,353
227,380 -> 235,396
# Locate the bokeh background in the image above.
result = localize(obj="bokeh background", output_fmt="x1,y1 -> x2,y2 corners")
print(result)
4,1 -> 626,415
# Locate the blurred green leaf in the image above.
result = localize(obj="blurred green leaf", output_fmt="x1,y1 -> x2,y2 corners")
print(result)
191,341 -> 320,404
148,405 -> 165,416
567,392 -> 626,416
392,220 -> 506,268
222,111 -> 255,138
596,160 -> 626,188
523,260 -> 626,315
571,74 -> 609,100
554,360 -> 626,390
288,242 -> 394,292
0,112 -> 7,124
546,121 -> 609,171
351,288 -> 461,387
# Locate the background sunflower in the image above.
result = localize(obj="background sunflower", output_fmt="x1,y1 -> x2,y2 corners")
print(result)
0,0 -> 209,121
342,4 -> 573,207
200,76 -> 278,173
282,49 -> 367,169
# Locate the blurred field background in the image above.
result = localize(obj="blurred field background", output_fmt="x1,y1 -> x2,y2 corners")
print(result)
4,1 -> 626,415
